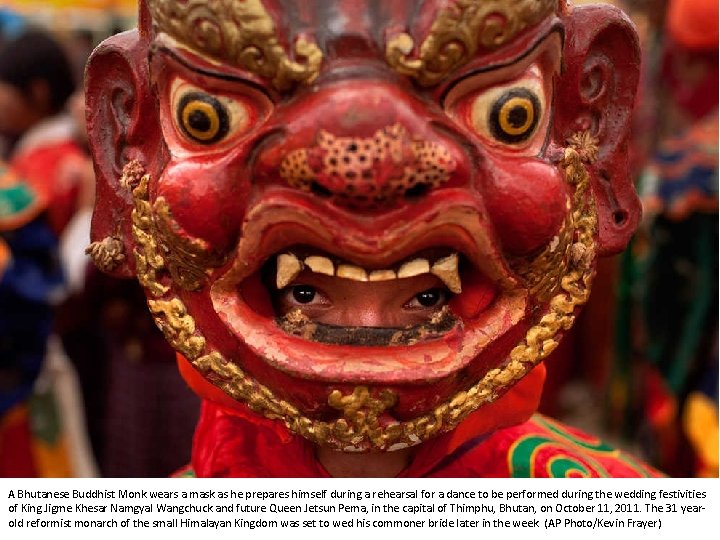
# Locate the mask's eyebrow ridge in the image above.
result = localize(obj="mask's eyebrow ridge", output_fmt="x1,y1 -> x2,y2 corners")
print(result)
439,25 -> 564,106
150,44 -> 274,100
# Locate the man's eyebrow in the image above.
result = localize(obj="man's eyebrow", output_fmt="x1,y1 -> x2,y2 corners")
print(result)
150,44 -> 274,99
439,24 -> 564,106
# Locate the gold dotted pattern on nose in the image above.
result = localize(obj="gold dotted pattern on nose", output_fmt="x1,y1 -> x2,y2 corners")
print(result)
279,124 -> 455,208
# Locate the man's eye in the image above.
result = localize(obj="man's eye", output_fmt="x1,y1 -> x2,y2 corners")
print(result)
484,88 -> 541,144
291,285 -> 317,304
281,285 -> 331,307
406,288 -> 449,309
177,92 -> 229,144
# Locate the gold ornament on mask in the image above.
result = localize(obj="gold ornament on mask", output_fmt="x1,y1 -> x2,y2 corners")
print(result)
86,236 -> 126,272
510,130 -> 599,300
124,129 -> 597,451
147,0 -> 322,91
153,197 -> 226,291
386,0 -> 556,86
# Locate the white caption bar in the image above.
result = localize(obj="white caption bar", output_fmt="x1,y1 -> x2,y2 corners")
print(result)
1,478 -> 717,540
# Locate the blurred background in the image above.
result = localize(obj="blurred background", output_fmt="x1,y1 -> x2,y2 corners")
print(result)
0,0 -> 717,478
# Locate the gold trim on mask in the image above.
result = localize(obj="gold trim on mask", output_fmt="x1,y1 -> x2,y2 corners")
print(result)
386,0 -> 556,87
327,387 -> 399,451
511,212 -> 574,302
147,0 -> 322,91
148,297 -> 206,359
153,197 -> 226,291
85,236 -> 126,273
123,130 -> 596,451
118,168 -> 225,292
129,172 -> 169,297
509,132 -> 599,301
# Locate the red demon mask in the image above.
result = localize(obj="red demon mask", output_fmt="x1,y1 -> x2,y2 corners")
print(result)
85,0 -> 640,451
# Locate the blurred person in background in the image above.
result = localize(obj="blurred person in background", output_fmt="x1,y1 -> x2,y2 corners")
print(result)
0,159 -> 67,476
0,25 -> 97,477
0,29 -> 83,235
0,8 -> 24,160
56,85 -> 200,478
0,21 -> 197,477
0,9 -> 197,479
613,0 -> 718,477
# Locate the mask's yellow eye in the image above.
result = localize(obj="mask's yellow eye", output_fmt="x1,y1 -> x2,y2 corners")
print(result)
472,87 -> 542,145
163,76 -> 270,154
487,89 -> 540,143
177,92 -> 229,144
444,63 -> 549,152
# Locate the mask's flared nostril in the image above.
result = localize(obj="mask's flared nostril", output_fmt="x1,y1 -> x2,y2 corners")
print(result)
279,124 -> 456,209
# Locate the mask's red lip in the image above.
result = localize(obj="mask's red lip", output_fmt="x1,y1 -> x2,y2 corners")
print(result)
216,187 -> 517,288
210,188 -> 528,384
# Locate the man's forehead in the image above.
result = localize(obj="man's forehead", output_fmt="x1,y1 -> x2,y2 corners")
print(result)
145,0 -> 560,89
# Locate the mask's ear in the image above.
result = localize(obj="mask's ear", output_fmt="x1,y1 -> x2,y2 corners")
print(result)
554,5 -> 641,255
84,29 -> 166,277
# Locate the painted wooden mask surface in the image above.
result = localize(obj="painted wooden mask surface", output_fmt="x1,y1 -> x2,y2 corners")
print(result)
85,0 -> 640,451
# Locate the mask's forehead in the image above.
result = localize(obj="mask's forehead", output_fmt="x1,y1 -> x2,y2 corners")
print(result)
145,0 -> 559,89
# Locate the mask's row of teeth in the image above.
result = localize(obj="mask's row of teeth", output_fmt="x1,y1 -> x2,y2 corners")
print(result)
275,252 -> 462,293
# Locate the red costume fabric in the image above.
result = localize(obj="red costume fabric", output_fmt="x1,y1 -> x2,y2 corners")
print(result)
12,139 -> 84,236
177,356 -> 660,478
0,162 -> 71,477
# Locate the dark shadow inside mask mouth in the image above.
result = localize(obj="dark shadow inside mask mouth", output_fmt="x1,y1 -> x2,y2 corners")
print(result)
277,305 -> 460,346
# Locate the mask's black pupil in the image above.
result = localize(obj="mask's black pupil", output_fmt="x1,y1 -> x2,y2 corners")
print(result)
292,285 -> 316,304
489,88 -> 540,144
177,91 -> 229,144
508,106 -> 528,129
416,288 -> 441,307
189,109 -> 211,132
